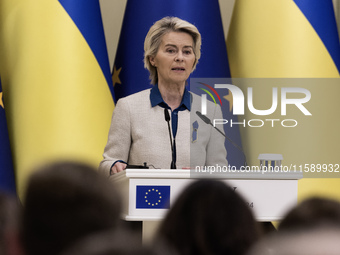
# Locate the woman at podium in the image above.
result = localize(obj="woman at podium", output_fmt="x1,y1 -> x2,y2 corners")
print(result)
99,16 -> 227,175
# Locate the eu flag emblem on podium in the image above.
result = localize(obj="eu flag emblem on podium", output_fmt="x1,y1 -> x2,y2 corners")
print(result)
136,186 -> 170,209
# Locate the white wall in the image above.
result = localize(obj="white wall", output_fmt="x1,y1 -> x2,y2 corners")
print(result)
100,0 -> 340,70
100,0 -> 127,70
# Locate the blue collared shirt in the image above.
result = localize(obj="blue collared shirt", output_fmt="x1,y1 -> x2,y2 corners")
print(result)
150,84 -> 191,137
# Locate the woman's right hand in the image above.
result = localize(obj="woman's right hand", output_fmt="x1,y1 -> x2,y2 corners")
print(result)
110,162 -> 127,174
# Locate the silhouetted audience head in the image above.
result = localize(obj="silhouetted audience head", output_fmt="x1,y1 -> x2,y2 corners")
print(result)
60,230 -> 156,255
247,227 -> 340,255
21,161 -> 121,255
154,179 -> 261,255
278,197 -> 340,231
0,193 -> 23,255
248,197 -> 340,255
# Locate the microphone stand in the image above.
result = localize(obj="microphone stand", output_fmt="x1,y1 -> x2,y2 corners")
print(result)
164,108 -> 176,169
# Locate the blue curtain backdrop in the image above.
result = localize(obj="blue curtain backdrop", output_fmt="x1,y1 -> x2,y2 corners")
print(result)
113,0 -> 244,168
0,80 -> 16,195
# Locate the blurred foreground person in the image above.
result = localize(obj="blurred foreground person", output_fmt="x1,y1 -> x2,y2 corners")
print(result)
60,230 -> 156,255
248,227 -> 340,255
21,161 -> 121,255
154,179 -> 261,255
0,193 -> 23,255
248,197 -> 340,255
278,197 -> 340,231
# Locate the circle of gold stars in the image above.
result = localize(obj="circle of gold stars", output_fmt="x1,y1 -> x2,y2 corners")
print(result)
144,188 -> 162,207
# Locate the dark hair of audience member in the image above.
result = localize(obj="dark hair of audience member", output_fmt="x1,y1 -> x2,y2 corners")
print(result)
154,179 -> 261,255
20,160 -> 121,255
247,227 -> 340,255
278,197 -> 340,231
60,230 -> 156,255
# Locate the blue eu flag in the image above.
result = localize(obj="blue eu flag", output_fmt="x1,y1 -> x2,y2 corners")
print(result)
0,80 -> 16,195
112,0 -> 230,101
136,185 -> 170,209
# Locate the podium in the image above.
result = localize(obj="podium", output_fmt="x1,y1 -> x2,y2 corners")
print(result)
110,169 -> 303,222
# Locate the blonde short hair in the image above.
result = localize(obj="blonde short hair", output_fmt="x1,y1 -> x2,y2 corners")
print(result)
144,16 -> 202,85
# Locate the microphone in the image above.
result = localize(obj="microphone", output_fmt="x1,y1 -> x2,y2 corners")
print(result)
164,108 -> 176,169
196,111 -> 247,167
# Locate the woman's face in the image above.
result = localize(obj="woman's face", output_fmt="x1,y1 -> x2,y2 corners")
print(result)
150,31 -> 196,86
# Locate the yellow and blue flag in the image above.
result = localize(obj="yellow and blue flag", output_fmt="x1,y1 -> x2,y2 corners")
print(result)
227,0 -> 340,200
0,80 -> 16,195
227,0 -> 340,77
58,0 -> 115,97
292,0 -> 340,74
113,0 -> 244,167
0,0 -> 114,198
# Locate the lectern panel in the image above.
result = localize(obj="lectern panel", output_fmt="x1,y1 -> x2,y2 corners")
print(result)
110,169 -> 302,221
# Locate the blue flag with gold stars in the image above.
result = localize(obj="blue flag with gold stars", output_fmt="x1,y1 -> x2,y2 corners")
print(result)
112,0 -> 230,100
0,80 -> 16,195
136,185 -> 170,209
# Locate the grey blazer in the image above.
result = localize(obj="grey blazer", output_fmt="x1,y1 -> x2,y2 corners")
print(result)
98,89 -> 228,176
